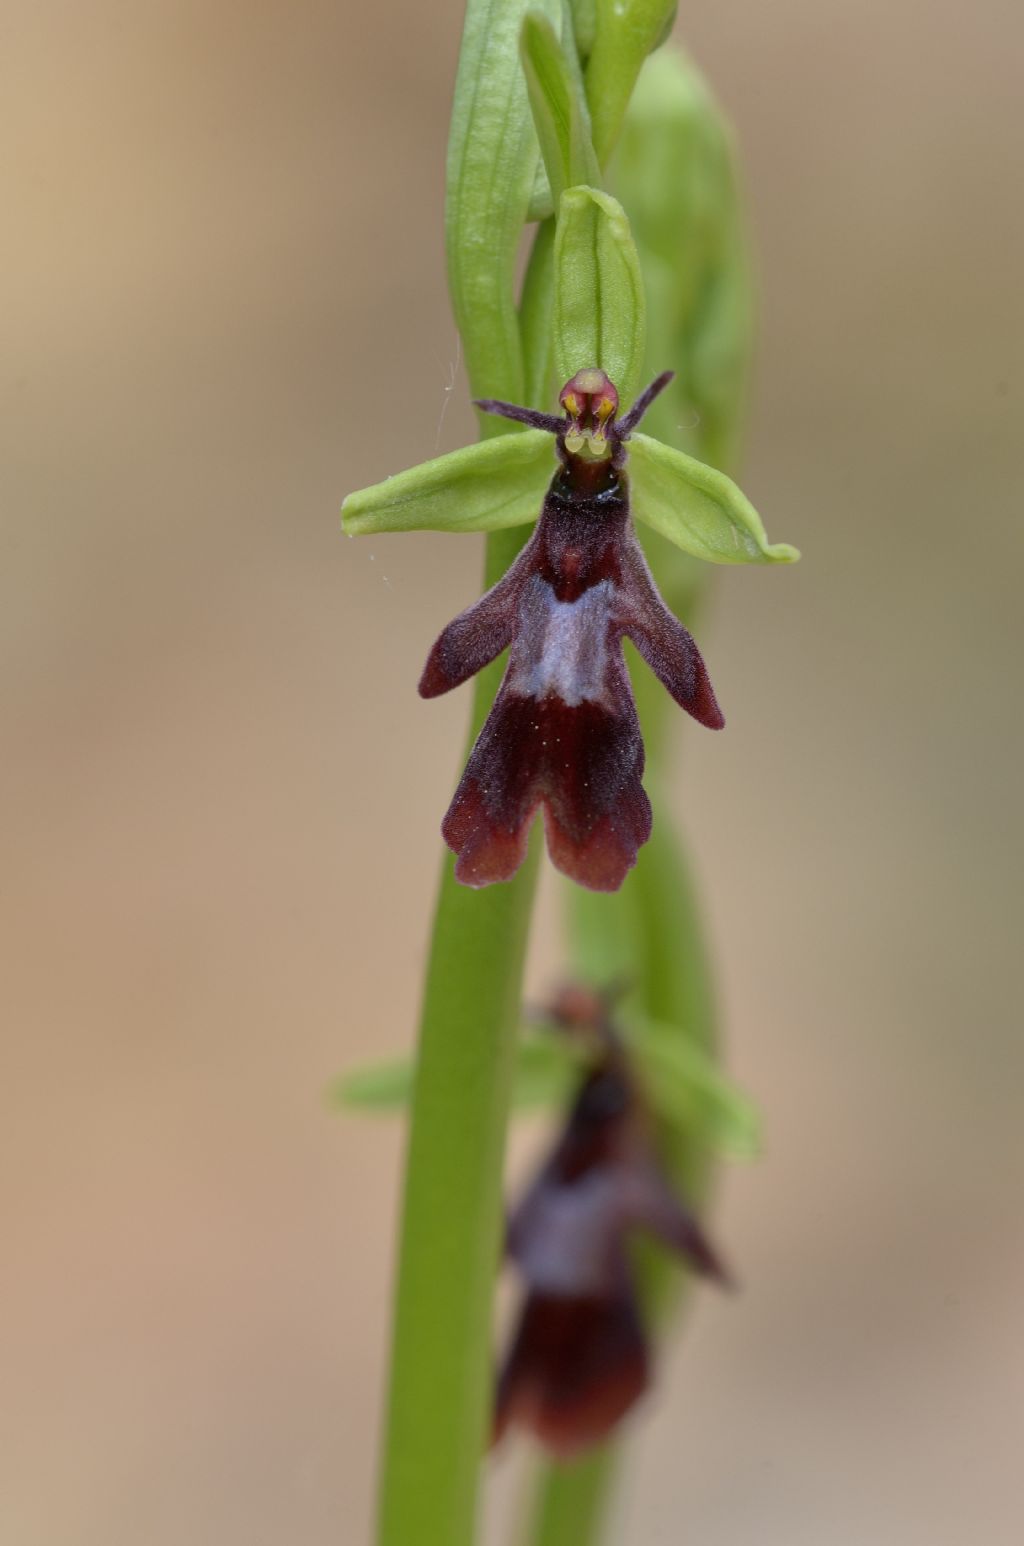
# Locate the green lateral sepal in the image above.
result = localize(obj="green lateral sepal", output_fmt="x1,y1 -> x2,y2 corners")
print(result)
627,431 -> 800,564
331,1031 -> 584,1114
341,431 -> 552,537
628,1018 -> 761,1159
334,1017 -> 758,1161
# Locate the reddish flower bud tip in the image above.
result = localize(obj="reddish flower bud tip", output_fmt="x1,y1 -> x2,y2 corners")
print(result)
549,982 -> 611,1032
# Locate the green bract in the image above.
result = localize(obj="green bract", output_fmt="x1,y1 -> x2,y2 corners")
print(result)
522,3 -> 598,222
334,1018 -> 757,1161
446,0 -> 566,410
614,47 -> 752,471
332,1031 -> 582,1115
584,0 -> 679,164
341,432 -> 550,537
569,0 -> 597,59
520,11 -> 600,206
628,1018 -> 761,1158
518,217 -> 557,407
629,432 -> 799,564
553,186 -> 646,405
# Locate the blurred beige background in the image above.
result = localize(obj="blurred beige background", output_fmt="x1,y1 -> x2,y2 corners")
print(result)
2,1 -> 1022,1542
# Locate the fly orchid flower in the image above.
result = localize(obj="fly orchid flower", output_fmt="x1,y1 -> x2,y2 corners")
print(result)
420,368 -> 727,891
342,369 -> 797,892
494,1004 -> 728,1457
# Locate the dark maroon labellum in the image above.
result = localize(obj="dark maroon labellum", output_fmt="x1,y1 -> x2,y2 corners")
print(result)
419,371 -> 723,892
494,1004 -> 729,1456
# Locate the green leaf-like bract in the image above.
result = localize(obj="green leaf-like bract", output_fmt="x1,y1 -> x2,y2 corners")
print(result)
333,1033 -> 582,1114
628,1019 -> 761,1158
341,431 -> 552,537
585,0 -> 679,164
553,186 -> 646,406
628,431 -> 799,564
614,47 -> 752,476
569,0 -> 597,59
334,1018 -> 757,1160
445,0 -> 564,410
520,12 -> 601,208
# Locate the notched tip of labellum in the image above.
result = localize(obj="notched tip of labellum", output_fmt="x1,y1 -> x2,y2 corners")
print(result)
442,691 -> 653,893
494,1008 -> 729,1455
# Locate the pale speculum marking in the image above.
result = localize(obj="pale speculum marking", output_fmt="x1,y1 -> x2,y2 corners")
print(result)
507,576 -> 613,708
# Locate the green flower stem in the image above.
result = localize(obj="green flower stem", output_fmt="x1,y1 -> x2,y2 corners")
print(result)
378,8 -> 555,1507
377,525 -> 540,1546
377,17 -> 557,1504
526,1445 -> 618,1546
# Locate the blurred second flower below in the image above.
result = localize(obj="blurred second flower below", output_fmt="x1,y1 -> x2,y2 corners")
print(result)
495,984 -> 730,1456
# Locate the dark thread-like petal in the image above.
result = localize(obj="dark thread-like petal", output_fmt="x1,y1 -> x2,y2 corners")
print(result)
611,369 -> 674,442
473,398 -> 565,435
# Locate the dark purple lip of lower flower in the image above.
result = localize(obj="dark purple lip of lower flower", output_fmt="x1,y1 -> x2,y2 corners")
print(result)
419,371 -> 724,893
493,1290 -> 648,1459
493,1017 -> 729,1455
